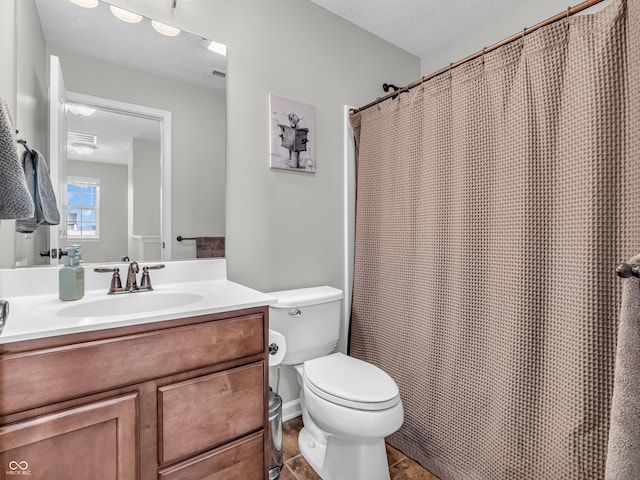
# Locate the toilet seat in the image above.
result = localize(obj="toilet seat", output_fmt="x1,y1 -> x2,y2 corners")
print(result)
303,353 -> 400,411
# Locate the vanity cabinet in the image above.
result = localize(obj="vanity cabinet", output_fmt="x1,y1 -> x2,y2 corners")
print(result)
0,306 -> 270,480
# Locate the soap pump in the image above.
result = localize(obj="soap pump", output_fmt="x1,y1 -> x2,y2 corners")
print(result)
59,245 -> 85,301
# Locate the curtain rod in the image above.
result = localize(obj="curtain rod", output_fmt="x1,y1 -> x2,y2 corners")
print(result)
350,0 -> 608,115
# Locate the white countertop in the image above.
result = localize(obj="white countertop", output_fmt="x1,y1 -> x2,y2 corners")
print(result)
0,259 -> 275,344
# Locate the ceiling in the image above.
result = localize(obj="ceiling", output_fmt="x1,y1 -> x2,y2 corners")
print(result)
307,0 -> 525,60
34,0 -> 227,92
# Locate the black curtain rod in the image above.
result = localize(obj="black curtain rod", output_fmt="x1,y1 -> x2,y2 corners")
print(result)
351,0 -> 608,115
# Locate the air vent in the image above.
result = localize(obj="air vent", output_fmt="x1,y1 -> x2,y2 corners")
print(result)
207,68 -> 226,80
68,132 -> 97,144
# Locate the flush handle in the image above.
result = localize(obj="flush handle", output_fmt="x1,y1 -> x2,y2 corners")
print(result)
289,309 -> 302,317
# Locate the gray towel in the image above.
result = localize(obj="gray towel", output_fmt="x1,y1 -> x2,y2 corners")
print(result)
16,149 -> 60,233
0,98 -> 35,219
605,253 -> 640,479
196,236 -> 225,258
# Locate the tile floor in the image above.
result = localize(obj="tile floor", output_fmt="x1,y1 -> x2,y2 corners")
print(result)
279,416 -> 439,480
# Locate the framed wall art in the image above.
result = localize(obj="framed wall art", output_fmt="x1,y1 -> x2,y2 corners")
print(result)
269,94 -> 315,173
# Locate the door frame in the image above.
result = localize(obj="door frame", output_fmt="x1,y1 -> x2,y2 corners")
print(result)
65,91 -> 172,261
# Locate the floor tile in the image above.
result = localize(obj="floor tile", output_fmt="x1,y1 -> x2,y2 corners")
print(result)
278,465 -> 298,480
390,457 -> 440,480
287,455 -> 323,480
386,443 -> 407,467
282,416 -> 304,461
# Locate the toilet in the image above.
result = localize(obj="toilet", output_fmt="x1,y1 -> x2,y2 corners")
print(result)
268,286 -> 404,480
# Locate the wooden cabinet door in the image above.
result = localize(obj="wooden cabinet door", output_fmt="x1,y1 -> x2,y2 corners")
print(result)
0,393 -> 138,480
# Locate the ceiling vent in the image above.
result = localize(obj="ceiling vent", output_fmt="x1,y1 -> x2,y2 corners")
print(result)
68,132 -> 97,144
207,68 -> 226,80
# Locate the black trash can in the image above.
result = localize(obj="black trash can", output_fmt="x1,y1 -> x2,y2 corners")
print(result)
269,388 -> 283,479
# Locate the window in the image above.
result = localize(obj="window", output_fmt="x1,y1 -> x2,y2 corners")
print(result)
67,176 -> 100,238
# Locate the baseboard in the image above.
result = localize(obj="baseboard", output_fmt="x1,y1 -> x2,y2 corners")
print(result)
282,399 -> 302,422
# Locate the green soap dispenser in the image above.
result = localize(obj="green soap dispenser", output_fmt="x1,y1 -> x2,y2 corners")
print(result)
59,245 -> 85,301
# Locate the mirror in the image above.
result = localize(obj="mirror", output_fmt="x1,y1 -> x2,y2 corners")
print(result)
14,0 -> 226,266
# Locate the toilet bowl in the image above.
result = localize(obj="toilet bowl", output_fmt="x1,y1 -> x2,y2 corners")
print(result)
268,287 -> 404,480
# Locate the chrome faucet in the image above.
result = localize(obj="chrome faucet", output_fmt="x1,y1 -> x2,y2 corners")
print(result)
125,261 -> 140,292
94,261 -> 165,294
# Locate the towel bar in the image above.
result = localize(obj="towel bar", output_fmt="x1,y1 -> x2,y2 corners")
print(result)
176,236 -> 196,242
616,263 -> 640,278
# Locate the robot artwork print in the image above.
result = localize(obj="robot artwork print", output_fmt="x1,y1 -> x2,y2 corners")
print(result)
269,94 -> 316,173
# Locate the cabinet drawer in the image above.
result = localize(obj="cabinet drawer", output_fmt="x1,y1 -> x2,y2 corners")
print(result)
158,432 -> 264,480
158,363 -> 264,464
0,314 -> 264,416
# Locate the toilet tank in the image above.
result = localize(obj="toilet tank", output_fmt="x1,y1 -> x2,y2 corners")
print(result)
267,286 -> 343,365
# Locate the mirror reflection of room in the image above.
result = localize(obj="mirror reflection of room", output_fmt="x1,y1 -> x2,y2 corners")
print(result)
66,104 -> 162,264
12,0 -> 227,267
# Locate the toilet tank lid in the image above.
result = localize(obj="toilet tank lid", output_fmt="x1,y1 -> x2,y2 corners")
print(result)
266,286 -> 343,308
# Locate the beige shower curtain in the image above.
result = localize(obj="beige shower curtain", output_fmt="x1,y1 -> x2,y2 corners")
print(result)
349,0 -> 640,478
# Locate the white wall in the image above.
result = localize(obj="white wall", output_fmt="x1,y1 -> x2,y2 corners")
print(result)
132,139 -> 161,236
67,160 -> 128,263
0,1 -> 16,108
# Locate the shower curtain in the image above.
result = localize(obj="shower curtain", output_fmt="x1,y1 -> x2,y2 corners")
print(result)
349,0 -> 640,478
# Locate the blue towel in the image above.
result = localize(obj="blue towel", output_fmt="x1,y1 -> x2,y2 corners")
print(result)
0,98 -> 35,219
16,149 -> 60,233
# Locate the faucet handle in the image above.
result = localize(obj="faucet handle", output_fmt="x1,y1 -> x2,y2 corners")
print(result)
94,267 -> 123,293
139,264 -> 165,290
144,264 -> 166,270
94,267 -> 118,273
140,267 -> 152,289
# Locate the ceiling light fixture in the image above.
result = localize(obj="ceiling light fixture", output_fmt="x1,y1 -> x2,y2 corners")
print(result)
110,5 -> 143,24
66,104 -> 96,117
151,20 -> 181,37
69,0 -> 99,8
71,143 -> 97,155
205,40 -> 227,57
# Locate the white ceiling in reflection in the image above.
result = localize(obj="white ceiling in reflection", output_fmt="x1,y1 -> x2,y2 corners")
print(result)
66,106 -> 160,165
34,0 -> 227,92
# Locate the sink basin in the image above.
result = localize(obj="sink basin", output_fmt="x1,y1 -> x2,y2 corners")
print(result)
57,292 -> 205,318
